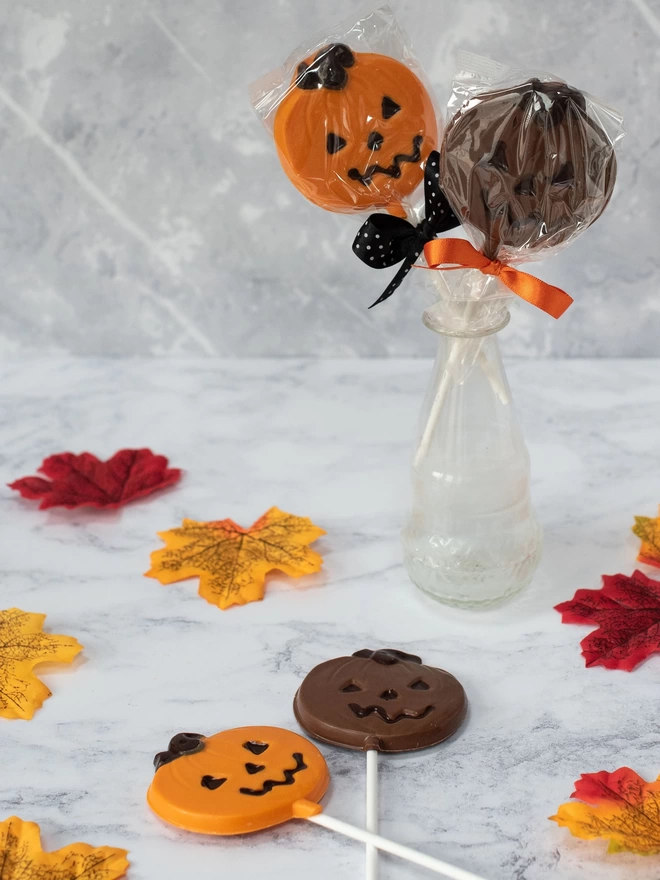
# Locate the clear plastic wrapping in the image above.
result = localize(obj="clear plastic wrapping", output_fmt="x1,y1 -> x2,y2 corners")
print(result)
440,51 -> 624,265
419,51 -> 624,336
249,5 -> 441,217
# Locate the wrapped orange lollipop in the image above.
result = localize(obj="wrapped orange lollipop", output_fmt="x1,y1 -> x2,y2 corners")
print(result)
251,9 -> 440,219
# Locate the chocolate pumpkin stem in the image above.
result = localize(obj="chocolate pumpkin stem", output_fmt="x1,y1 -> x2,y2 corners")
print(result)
521,79 -> 587,128
352,648 -> 422,666
154,732 -> 205,770
295,43 -> 355,91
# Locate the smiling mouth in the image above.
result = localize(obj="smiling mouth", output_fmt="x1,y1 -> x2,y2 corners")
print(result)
348,135 -> 423,187
239,752 -> 307,796
348,703 -> 434,724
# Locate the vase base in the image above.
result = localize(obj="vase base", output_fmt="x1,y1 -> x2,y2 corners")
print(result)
403,544 -> 540,609
412,577 -> 530,609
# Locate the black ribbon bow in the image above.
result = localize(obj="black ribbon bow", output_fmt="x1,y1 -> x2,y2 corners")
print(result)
352,151 -> 460,308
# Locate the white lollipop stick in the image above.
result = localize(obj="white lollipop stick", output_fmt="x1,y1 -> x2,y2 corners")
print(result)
304,811 -> 488,880
365,749 -> 379,880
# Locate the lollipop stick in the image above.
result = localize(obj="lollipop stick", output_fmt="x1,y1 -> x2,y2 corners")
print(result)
305,812 -> 488,880
365,749 -> 378,880
414,268 -> 511,468
414,299 -> 479,468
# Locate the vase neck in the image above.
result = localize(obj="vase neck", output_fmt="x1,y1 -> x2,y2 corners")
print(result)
422,268 -> 512,338
422,301 -> 510,338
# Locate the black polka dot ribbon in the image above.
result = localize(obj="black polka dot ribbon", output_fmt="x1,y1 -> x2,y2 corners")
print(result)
351,151 -> 460,308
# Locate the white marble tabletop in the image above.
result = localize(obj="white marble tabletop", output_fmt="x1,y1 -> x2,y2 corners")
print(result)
0,357 -> 658,880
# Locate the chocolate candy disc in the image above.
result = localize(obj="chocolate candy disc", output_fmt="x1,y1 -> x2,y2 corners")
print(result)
441,79 -> 617,260
293,649 -> 467,753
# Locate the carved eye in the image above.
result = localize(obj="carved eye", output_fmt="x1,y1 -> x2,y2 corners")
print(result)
341,682 -> 362,693
552,162 -> 574,187
243,741 -> 269,755
326,133 -> 347,154
514,174 -> 536,196
380,689 -> 398,700
382,96 -> 401,119
409,679 -> 430,690
488,141 -> 509,173
367,131 -> 384,151
201,775 -> 226,790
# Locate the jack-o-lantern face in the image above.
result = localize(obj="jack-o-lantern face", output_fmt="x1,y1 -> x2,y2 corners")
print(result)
274,44 -> 438,216
441,79 -> 617,260
294,649 -> 467,753
147,726 -> 329,835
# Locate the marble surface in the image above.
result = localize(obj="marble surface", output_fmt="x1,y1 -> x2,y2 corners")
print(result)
0,357 -> 659,879
0,1 -> 658,357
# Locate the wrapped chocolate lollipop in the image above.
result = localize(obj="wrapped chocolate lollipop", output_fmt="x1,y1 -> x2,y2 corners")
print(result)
294,648 -> 467,880
440,76 -> 617,264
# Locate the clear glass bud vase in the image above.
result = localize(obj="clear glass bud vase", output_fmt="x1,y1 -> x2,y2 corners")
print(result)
402,269 -> 542,608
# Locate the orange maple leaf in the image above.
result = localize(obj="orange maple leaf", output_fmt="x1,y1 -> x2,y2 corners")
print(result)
0,609 -> 83,720
0,816 -> 128,878
551,767 -> 660,854
145,506 -> 325,609
633,506 -> 660,569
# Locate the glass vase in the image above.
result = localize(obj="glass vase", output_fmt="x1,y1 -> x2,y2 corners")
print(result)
402,268 -> 542,608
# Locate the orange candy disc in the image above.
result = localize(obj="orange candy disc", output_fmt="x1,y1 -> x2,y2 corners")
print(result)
147,726 -> 329,835
274,43 -> 437,215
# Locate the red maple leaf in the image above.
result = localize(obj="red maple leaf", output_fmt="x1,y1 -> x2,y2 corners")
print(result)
555,570 -> 660,671
9,449 -> 181,510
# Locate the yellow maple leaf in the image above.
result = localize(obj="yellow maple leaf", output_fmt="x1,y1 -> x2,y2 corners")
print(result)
145,506 -> 325,609
633,505 -> 660,569
551,767 -> 660,855
0,609 -> 83,720
0,816 -> 129,879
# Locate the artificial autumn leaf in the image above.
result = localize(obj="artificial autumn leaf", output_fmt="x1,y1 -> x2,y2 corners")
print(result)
633,505 -> 660,569
146,506 -> 325,609
555,570 -> 660,671
0,609 -> 82,720
0,815 -> 129,878
551,767 -> 660,854
9,448 -> 181,510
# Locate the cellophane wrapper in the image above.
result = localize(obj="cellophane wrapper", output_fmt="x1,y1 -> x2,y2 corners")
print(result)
441,51 -> 624,266
423,52 -> 624,330
248,4 -> 441,216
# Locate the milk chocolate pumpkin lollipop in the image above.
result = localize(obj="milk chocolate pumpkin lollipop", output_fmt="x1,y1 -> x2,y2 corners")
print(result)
294,648 -> 467,752
441,78 -> 617,262
147,726 -> 486,880
294,649 -> 467,880
273,44 -> 438,216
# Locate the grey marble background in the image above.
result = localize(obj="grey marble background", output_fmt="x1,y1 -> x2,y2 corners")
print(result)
0,0 -> 657,357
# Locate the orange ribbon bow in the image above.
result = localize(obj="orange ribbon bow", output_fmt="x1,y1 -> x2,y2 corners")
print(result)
423,238 -> 573,319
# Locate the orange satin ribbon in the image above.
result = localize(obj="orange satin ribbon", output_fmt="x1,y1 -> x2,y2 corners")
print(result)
423,238 -> 573,319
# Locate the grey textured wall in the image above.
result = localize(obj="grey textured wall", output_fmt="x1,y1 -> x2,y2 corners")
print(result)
0,0 -> 656,356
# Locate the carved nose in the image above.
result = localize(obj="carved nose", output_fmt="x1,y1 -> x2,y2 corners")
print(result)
380,689 -> 398,701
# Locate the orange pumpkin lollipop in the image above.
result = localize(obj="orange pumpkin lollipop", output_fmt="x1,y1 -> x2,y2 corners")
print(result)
273,43 -> 438,215
147,727 -> 329,835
